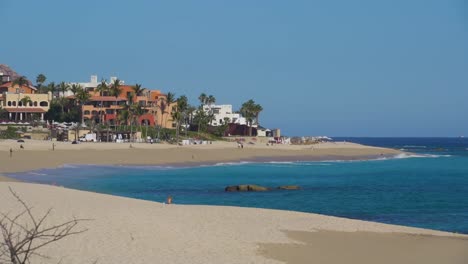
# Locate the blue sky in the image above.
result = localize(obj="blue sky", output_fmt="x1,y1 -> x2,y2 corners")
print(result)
2,0 -> 467,136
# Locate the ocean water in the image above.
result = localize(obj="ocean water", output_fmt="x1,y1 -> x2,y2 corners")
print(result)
8,138 -> 468,234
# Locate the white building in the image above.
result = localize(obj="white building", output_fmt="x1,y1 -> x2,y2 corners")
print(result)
257,127 -> 272,137
202,104 -> 247,126
60,75 -> 125,97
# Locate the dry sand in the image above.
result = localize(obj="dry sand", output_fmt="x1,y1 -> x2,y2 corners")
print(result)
1,183 -> 466,264
2,139 -> 464,263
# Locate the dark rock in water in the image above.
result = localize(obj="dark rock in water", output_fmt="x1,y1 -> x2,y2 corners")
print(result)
225,184 -> 270,192
247,185 -> 269,191
225,186 -> 239,192
277,185 -> 301,190
238,185 -> 249,192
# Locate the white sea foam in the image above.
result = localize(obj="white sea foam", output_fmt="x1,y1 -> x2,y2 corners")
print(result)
213,161 -> 252,166
27,172 -> 47,176
388,153 -> 452,159
262,161 -> 333,167
403,145 -> 427,148
61,164 -> 80,169
265,161 -> 295,164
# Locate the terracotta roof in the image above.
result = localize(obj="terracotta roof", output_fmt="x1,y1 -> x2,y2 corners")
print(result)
4,108 -> 47,113
90,96 -> 127,101
0,81 -> 37,90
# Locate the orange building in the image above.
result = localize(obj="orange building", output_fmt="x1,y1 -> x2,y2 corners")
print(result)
81,85 -> 176,128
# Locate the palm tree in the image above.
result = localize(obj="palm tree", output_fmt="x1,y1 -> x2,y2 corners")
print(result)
156,98 -> 166,140
132,83 -> 145,97
187,105 -> 196,127
96,80 -> 108,124
109,79 -> 122,128
58,82 -> 69,97
172,95 -> 188,143
76,87 -> 91,123
124,93 -> 134,126
171,110 -> 182,143
19,96 -> 32,121
118,94 -> 133,140
69,84 -> 81,97
12,76 -> 29,90
12,77 -> 29,121
198,93 -> 207,105
110,79 -> 122,107
132,103 -> 145,141
206,95 -> 216,125
58,82 -> 70,115
162,92 -> 176,129
206,95 -> 216,106
47,82 -> 57,98
19,96 -> 32,107
240,99 -> 256,136
252,103 -> 263,127
36,74 -> 46,93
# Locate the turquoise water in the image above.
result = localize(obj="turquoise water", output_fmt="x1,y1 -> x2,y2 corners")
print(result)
9,138 -> 468,234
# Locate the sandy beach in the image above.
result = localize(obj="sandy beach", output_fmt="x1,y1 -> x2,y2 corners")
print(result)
1,182 -> 467,264
2,139 -> 466,263
0,139 -> 400,175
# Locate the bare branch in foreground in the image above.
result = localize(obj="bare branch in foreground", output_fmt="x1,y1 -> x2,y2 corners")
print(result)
1,187 -> 91,264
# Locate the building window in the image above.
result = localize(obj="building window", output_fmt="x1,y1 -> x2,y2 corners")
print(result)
33,101 -> 38,106
106,109 -> 114,114
39,101 -> 48,107
84,110 -> 90,115
18,101 -> 22,107
7,101 -> 12,106
92,110 -> 98,115
12,101 -> 16,106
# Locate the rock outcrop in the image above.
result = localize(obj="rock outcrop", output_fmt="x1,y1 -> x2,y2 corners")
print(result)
277,185 -> 301,190
225,185 -> 270,192
225,185 -> 301,192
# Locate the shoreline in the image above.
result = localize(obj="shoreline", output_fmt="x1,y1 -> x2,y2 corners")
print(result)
5,140 -> 465,263
0,140 -> 401,176
4,153 -> 398,176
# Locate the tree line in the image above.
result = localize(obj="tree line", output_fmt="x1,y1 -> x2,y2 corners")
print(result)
2,74 -> 264,141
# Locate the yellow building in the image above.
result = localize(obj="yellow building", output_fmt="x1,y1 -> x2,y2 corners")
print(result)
0,83 -> 52,121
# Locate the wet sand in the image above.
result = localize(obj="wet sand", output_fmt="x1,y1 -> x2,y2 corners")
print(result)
259,230 -> 468,264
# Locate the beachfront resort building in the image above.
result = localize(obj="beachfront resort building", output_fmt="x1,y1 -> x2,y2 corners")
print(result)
0,65 -> 52,121
202,104 -> 247,126
73,75 -> 176,128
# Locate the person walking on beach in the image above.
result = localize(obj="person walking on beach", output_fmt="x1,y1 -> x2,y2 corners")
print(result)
166,196 -> 173,204
9,148 -> 13,158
